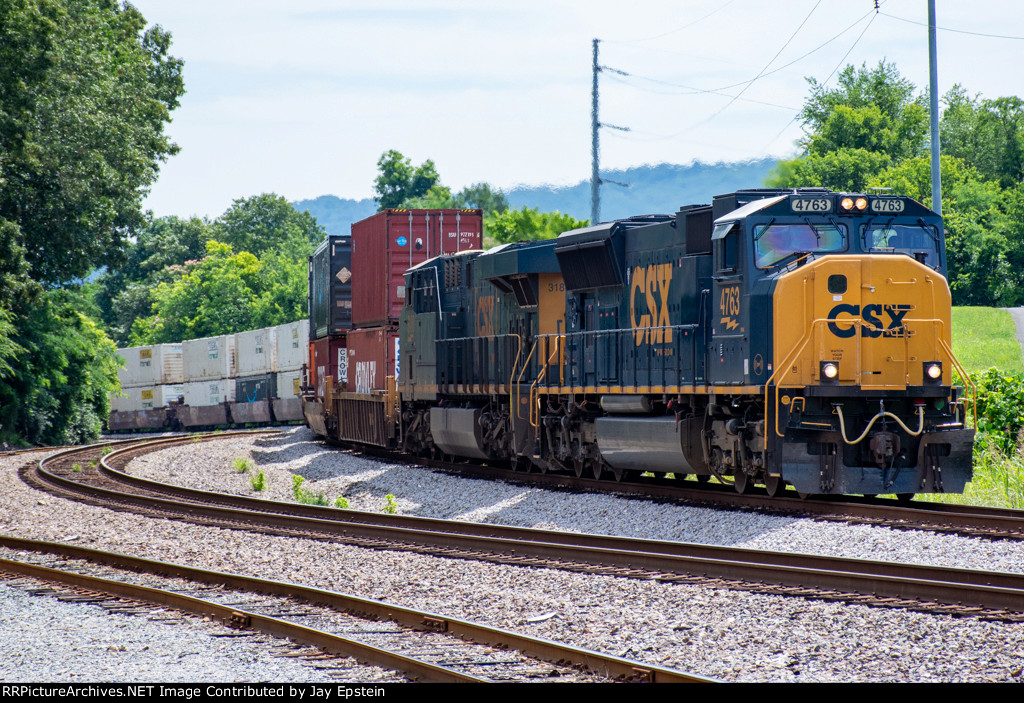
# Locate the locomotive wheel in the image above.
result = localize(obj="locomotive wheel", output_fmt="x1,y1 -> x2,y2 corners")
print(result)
733,469 -> 752,494
896,492 -> 916,502
572,458 -> 586,478
695,474 -> 710,484
764,473 -> 783,497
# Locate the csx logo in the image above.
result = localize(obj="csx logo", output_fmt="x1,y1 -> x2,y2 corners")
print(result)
477,295 -> 496,337
827,303 -> 912,338
630,264 -> 672,345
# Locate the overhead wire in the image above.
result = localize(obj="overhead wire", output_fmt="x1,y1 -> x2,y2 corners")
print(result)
880,11 -> 1024,40
761,9 -> 880,152
604,0 -> 739,44
699,0 -> 823,125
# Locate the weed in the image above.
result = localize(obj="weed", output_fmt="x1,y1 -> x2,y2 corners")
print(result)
231,457 -> 254,473
291,474 -> 328,506
382,494 -> 397,514
71,463 -> 81,473
334,496 -> 350,509
250,469 -> 266,491
100,447 -> 114,456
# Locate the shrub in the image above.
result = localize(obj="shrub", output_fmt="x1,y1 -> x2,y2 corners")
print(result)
250,469 -> 266,491
231,457 -> 254,473
382,494 -> 397,514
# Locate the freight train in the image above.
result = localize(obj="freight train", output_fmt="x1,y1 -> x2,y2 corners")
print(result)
306,192 -> 976,498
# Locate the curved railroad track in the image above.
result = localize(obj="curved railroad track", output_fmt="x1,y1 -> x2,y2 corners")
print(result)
0,536 -> 710,683
20,433 -> 1024,623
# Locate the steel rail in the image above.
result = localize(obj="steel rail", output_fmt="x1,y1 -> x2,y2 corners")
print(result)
0,536 -> 713,683
0,554 -> 485,683
25,439 -> 1024,620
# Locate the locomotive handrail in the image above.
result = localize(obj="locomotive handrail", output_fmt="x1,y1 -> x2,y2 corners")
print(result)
528,336 -> 564,428
767,316 -> 977,438
534,324 -> 700,394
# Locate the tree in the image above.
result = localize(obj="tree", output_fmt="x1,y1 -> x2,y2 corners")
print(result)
768,61 -> 928,191
941,87 -> 1024,188
212,193 -> 324,255
0,0 -> 184,284
486,207 -> 587,245
131,240 -> 309,345
373,150 -> 441,210
454,183 -> 508,215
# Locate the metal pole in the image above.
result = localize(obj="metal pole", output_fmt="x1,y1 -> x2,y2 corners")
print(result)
591,38 -> 600,225
928,0 -> 941,215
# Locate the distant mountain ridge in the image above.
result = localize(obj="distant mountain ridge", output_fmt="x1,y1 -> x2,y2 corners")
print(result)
292,158 -> 778,238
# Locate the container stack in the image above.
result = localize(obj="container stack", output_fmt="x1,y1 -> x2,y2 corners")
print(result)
272,319 -> 309,421
179,334 -> 237,427
108,344 -> 184,430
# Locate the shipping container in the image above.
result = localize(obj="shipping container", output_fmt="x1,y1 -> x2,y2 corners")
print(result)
309,236 -> 352,339
351,209 -> 482,327
276,369 -> 302,399
182,335 -> 236,381
109,384 -> 184,413
236,327 -> 277,376
275,319 -> 309,371
235,373 -> 276,403
310,335 -> 348,400
346,326 -> 399,393
272,369 -> 304,422
116,344 -> 183,387
183,379 -> 236,407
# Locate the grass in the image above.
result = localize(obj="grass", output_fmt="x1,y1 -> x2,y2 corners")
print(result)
951,307 -> 1024,374
250,469 -> 266,491
231,457 -> 254,473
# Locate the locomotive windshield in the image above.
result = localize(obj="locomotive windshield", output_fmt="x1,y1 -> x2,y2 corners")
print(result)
753,222 -> 846,268
861,222 -> 941,269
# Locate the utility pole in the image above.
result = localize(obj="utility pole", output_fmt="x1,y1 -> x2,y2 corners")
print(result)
591,39 -> 600,225
928,0 -> 942,215
590,39 -> 630,225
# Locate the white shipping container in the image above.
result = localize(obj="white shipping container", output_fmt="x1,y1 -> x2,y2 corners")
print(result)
182,335 -> 236,381
236,327 -> 277,376
183,379 -> 236,407
116,344 -> 183,387
109,384 -> 184,412
274,320 -> 309,372
276,370 -> 302,399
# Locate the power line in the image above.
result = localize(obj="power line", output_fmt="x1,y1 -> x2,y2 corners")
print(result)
604,0 -> 739,44
880,11 -> 1024,40
700,0 -> 823,124
762,10 -> 880,153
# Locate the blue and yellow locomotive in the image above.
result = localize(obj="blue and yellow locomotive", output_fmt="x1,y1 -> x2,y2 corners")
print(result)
314,188 -> 974,498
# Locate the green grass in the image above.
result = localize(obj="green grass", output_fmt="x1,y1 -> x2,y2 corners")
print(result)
951,307 -> 1024,374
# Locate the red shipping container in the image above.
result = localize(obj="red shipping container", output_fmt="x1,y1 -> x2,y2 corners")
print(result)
351,209 -> 482,328
346,326 -> 400,393
310,335 -> 348,401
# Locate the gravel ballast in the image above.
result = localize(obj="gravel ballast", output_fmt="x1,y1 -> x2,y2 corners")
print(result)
1,427 -> 1022,683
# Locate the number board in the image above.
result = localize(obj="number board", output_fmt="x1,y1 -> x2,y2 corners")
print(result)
870,199 -> 905,213
791,197 -> 832,213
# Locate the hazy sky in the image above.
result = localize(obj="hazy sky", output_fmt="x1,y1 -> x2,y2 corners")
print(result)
127,0 -> 1024,218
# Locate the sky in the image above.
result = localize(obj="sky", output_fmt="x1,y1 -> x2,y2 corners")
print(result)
127,0 -> 1024,219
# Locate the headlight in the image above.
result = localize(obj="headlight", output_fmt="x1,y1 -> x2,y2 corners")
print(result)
923,361 -> 942,385
820,361 -> 839,384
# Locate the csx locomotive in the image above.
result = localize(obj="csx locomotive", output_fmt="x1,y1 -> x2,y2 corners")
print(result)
306,188 -> 975,498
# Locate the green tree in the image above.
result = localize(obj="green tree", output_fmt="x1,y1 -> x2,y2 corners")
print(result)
486,207 -> 588,245
454,183 -> 509,214
0,0 -> 184,284
0,288 -> 120,445
373,150 -> 441,210
769,61 -> 928,191
212,193 -> 324,255
941,87 -> 1024,188
131,240 -> 309,344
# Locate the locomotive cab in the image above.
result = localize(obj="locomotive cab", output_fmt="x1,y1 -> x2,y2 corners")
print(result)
708,190 -> 972,496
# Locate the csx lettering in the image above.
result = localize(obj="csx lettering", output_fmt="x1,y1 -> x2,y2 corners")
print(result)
630,264 -> 672,345
477,295 -> 496,337
827,304 -> 913,338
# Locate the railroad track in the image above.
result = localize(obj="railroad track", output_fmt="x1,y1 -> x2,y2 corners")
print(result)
0,536 -> 710,683
19,434 -> 1024,623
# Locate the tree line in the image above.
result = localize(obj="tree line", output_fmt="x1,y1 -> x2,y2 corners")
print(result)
769,61 -> 1024,306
